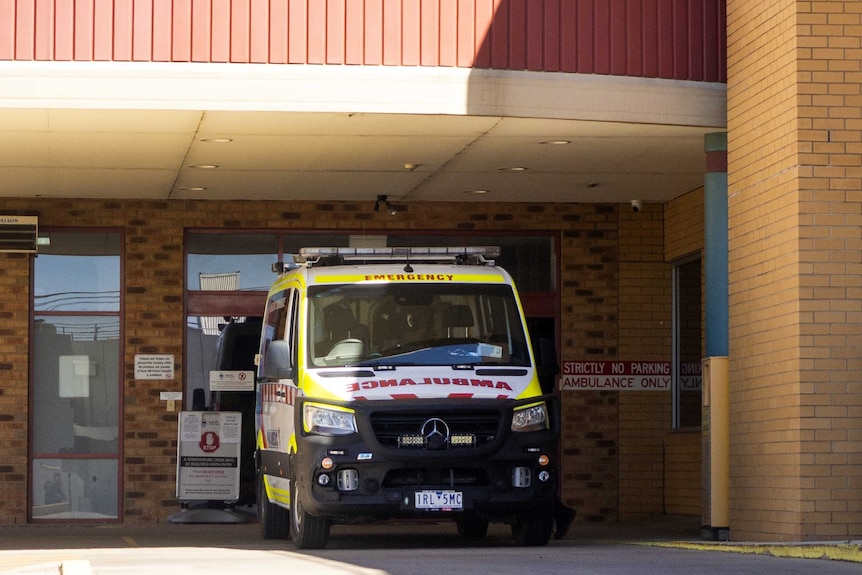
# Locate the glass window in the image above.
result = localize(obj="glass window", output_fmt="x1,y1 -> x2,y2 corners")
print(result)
31,230 -> 121,520
256,292 -> 289,380
673,258 -> 702,428
307,283 -> 530,368
388,234 -> 554,292
32,316 -> 120,454
187,232 -> 554,293
187,233 -> 279,292
32,458 -> 118,519
34,232 -> 120,312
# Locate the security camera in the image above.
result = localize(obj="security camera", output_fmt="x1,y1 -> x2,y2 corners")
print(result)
631,200 -> 643,213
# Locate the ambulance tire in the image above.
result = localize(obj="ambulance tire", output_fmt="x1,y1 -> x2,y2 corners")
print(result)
291,482 -> 331,549
258,473 -> 289,540
511,505 -> 553,546
455,513 -> 489,539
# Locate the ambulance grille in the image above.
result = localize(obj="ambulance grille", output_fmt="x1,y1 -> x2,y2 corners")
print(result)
382,467 -> 489,488
369,411 -> 500,450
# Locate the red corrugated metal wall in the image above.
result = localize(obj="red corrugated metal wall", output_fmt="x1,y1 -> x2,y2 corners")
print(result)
0,0 -> 726,82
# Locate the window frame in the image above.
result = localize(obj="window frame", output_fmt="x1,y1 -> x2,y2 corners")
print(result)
29,227 -> 124,523
671,254 -> 703,430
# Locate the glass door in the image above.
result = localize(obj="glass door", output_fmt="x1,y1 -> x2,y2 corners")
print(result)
31,230 -> 122,520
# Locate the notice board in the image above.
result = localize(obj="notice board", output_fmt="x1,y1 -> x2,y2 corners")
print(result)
175,411 -> 241,501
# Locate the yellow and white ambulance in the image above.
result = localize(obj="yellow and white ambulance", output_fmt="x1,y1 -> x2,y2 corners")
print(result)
255,246 -> 558,549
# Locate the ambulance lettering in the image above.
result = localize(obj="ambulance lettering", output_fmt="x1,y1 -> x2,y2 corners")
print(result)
346,378 -> 513,393
364,274 -> 455,281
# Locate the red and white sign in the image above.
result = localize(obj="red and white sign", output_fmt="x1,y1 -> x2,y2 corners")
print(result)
199,431 -> 220,453
561,361 -> 671,391
209,370 -> 255,392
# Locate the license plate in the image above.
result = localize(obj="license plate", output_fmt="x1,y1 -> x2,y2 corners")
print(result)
414,490 -> 463,510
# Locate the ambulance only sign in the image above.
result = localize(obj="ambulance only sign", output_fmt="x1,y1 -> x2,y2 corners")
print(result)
561,361 -> 671,391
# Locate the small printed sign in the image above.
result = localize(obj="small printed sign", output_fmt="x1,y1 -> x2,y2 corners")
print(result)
134,354 -> 175,380
209,370 -> 255,392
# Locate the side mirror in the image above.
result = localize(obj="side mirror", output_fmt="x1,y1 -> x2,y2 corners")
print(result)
263,339 -> 295,380
536,337 -> 559,395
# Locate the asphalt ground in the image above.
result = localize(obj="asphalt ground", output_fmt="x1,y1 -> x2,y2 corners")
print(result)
0,514 -> 860,574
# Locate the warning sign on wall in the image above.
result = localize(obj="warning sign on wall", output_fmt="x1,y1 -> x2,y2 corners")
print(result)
175,411 -> 241,501
209,370 -> 255,392
561,361 -> 671,391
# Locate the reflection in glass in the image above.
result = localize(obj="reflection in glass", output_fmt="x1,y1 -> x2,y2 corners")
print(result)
389,234 -> 554,292
32,459 -> 118,519
187,234 -> 279,291
34,233 -> 120,312
32,317 -> 120,454
31,230 -> 122,521
186,232 -> 554,293
307,283 -> 530,368
674,258 -> 702,428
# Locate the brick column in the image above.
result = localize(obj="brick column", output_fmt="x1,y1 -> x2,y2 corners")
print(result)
727,0 -> 862,541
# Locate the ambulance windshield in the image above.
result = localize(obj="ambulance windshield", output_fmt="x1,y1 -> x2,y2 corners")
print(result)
308,283 -> 530,368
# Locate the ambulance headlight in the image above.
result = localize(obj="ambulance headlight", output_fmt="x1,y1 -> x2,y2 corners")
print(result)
511,402 -> 548,432
303,403 -> 357,436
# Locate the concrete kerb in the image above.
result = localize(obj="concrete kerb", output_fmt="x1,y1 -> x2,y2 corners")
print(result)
641,541 -> 862,563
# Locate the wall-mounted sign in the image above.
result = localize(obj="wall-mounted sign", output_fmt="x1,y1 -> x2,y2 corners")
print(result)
0,215 -> 38,252
134,354 -> 175,380
209,370 -> 255,392
561,361 -> 671,391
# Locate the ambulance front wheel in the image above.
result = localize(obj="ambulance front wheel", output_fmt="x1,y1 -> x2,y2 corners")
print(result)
257,473 -> 289,540
511,503 -> 554,546
290,481 -> 331,549
455,513 -> 489,539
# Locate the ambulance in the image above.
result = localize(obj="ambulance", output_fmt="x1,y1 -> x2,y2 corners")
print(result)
254,246 -> 558,549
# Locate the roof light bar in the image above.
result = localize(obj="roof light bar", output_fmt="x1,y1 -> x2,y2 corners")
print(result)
300,246 -> 499,258
296,246 -> 500,267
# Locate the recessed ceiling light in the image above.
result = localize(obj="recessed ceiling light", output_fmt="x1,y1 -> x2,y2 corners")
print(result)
498,166 -> 527,171
179,187 -> 207,191
200,138 -> 233,143
540,140 -> 571,145
190,164 -> 218,169
464,190 -> 490,195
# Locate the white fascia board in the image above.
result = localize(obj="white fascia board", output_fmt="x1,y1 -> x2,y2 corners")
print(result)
0,61 -> 726,128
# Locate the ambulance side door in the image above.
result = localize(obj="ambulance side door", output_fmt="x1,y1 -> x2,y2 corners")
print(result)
257,286 -> 299,453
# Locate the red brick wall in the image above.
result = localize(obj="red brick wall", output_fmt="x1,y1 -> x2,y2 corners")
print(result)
0,197 -> 698,524
0,251 -> 30,523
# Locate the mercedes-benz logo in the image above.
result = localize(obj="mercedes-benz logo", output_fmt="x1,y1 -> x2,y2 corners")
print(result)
421,417 -> 450,450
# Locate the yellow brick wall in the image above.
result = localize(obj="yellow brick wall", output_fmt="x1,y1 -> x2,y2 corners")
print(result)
727,0 -> 862,541
663,187 -> 706,517
617,205 -> 671,519
664,431 -> 702,515
558,204 -> 620,521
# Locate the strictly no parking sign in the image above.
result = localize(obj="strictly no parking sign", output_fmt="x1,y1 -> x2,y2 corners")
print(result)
176,411 -> 241,501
